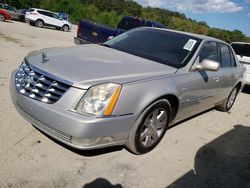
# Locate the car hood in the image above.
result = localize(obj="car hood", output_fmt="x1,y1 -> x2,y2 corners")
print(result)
26,44 -> 177,89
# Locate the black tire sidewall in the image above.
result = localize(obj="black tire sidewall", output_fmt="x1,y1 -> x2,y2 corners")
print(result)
0,14 -> 5,21
134,100 -> 171,154
35,20 -> 43,27
62,25 -> 69,32
226,87 -> 239,111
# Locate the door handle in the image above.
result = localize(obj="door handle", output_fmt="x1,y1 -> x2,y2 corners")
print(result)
214,77 -> 219,82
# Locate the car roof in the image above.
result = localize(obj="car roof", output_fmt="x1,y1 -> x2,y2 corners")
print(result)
31,8 -> 54,14
124,16 -> 165,26
140,27 -> 227,44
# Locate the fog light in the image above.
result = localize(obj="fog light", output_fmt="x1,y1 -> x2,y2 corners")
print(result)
71,136 -> 114,147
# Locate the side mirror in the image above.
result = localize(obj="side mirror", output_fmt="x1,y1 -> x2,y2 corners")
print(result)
192,59 -> 220,71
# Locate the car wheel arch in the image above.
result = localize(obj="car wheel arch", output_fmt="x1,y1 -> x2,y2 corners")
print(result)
62,24 -> 69,31
236,82 -> 242,90
36,19 -> 44,23
35,19 -> 44,26
215,82 -> 241,112
126,98 -> 173,154
137,94 -> 179,123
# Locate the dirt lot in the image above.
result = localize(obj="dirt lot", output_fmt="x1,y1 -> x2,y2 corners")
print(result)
0,21 -> 250,188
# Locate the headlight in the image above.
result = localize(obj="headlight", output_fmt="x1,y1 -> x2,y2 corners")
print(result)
76,83 -> 122,116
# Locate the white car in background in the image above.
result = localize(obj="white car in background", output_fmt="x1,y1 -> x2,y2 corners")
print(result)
231,42 -> 250,86
25,8 -> 72,32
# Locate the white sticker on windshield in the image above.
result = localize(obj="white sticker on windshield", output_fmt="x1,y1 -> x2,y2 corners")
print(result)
183,39 -> 197,51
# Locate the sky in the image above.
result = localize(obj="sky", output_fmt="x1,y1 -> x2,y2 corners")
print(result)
134,0 -> 250,36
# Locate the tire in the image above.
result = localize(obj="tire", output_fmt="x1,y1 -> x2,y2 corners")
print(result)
0,14 -> 5,22
215,86 -> 239,112
35,19 -> 44,28
62,25 -> 69,32
126,99 -> 172,154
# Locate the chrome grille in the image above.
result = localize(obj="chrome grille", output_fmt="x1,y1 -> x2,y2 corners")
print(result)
15,62 -> 71,104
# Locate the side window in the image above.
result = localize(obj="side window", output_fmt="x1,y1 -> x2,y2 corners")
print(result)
38,11 -> 52,17
144,21 -> 153,27
52,13 -> 59,19
199,41 -> 218,62
37,11 -> 43,15
46,12 -> 53,18
117,18 -> 127,30
219,44 -> 231,67
124,19 -> 142,30
229,48 -> 236,67
38,11 -> 46,16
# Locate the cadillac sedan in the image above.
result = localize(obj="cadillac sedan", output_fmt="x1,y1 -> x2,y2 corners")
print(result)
10,28 -> 245,154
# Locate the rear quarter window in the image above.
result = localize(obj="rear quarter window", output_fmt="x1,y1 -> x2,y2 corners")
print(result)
27,9 -> 35,12
220,44 -> 231,68
229,48 -> 237,67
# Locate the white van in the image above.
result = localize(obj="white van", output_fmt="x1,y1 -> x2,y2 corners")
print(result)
231,42 -> 250,86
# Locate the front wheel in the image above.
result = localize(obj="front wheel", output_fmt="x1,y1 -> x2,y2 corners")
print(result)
0,14 -> 5,22
35,19 -> 44,28
62,25 -> 69,32
126,99 -> 172,154
215,86 -> 239,112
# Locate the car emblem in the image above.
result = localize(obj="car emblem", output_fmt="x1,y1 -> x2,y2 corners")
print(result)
25,74 -> 34,85
42,52 -> 49,63
91,32 -> 98,37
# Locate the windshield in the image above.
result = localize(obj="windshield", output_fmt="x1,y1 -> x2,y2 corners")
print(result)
104,28 -> 201,68
231,43 -> 250,57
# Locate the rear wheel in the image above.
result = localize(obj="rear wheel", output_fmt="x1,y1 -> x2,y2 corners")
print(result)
126,99 -> 172,154
35,19 -> 44,28
0,14 -> 5,22
62,25 -> 69,32
215,86 -> 239,112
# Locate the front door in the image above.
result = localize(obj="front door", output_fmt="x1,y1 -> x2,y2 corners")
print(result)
177,41 -> 222,120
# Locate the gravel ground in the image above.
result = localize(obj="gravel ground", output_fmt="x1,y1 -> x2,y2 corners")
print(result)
0,21 -> 250,188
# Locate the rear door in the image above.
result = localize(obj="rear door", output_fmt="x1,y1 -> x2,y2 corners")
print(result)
215,43 -> 239,102
37,10 -> 50,24
50,13 -> 63,27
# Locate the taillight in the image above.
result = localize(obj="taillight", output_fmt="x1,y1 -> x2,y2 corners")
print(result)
30,12 -> 38,15
77,22 -> 80,36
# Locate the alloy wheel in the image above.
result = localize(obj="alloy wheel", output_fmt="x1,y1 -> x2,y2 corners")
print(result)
62,25 -> 69,32
227,87 -> 238,110
139,108 -> 168,148
0,14 -> 5,21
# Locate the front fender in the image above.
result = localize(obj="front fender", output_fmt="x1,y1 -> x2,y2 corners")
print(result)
112,76 -> 180,118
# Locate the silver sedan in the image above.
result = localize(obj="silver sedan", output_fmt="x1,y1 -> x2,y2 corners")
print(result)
10,28 -> 245,154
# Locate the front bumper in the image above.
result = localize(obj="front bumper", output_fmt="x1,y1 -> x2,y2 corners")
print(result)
10,70 -> 136,150
74,37 -> 90,45
25,18 -> 35,24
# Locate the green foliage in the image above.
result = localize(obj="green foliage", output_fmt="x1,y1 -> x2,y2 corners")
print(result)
3,0 -> 250,42
208,28 -> 250,43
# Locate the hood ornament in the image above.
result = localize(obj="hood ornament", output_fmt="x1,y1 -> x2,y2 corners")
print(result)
42,52 -> 49,63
